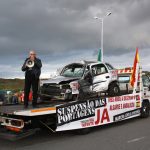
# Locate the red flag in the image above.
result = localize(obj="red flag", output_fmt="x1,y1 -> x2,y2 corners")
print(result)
130,48 -> 140,87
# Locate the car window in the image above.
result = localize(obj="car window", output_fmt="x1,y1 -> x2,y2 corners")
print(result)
91,64 -> 108,76
61,64 -> 84,77
74,68 -> 84,77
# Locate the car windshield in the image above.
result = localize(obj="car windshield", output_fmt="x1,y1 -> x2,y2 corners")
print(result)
105,63 -> 115,70
61,64 -> 84,77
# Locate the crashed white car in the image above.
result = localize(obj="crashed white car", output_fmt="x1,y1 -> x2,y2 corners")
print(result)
39,61 -> 120,101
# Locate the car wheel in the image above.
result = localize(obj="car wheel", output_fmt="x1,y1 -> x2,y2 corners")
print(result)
108,82 -> 120,96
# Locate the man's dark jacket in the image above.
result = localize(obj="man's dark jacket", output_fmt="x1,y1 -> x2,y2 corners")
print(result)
22,58 -> 42,78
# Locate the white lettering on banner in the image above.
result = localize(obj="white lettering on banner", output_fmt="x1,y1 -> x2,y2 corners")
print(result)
113,109 -> 140,122
57,98 -> 107,126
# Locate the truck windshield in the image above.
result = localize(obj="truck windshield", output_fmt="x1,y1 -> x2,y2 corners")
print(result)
142,75 -> 150,87
61,64 -> 84,77
118,76 -> 130,83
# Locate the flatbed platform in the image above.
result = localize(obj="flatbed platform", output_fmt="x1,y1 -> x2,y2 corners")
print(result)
0,92 -> 131,117
0,100 -> 69,116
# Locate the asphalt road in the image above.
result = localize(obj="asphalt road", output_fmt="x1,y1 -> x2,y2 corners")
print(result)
0,116 -> 150,150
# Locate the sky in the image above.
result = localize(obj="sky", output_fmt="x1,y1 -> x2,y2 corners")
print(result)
0,0 -> 150,78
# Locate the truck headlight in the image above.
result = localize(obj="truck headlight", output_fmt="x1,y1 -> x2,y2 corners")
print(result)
1,117 -> 24,128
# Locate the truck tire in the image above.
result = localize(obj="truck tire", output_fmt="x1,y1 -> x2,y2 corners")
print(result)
108,82 -> 120,96
141,101 -> 149,118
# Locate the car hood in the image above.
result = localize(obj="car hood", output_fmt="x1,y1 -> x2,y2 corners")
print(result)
41,76 -> 79,85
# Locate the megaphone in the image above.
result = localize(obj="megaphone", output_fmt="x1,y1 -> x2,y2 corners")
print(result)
26,59 -> 34,68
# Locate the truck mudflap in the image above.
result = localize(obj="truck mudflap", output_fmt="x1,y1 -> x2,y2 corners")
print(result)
0,127 -> 40,141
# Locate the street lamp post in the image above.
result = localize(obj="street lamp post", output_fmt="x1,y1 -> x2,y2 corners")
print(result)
94,12 -> 111,62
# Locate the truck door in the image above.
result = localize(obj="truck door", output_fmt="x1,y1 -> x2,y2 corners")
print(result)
90,63 -> 110,92
142,75 -> 150,99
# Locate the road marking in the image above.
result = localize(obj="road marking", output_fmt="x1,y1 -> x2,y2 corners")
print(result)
127,137 -> 145,143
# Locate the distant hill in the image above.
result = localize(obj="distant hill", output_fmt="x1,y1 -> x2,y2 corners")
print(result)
0,70 -> 149,92
0,78 -> 24,91
0,78 -> 50,92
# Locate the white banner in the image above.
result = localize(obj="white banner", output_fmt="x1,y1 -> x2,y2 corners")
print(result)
56,93 -> 141,131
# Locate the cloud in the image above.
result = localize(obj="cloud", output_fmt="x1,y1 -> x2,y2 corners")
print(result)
0,0 -> 150,78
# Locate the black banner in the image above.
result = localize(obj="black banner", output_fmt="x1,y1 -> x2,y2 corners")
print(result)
113,109 -> 141,122
56,98 -> 106,126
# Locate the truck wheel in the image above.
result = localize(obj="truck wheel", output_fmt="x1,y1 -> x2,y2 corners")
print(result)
141,102 -> 149,118
108,83 -> 120,96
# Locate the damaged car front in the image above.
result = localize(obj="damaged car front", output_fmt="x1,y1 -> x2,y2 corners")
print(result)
39,63 -> 86,100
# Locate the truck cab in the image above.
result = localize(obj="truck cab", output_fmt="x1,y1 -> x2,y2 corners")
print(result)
118,68 -> 150,100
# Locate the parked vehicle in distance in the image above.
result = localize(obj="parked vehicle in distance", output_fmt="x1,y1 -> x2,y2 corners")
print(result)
0,90 -> 13,104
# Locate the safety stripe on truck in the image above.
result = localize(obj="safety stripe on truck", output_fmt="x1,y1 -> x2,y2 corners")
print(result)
117,68 -> 133,74
31,107 -> 56,113
14,107 -> 57,116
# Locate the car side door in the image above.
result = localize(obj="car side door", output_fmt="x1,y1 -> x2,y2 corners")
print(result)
90,63 -> 110,92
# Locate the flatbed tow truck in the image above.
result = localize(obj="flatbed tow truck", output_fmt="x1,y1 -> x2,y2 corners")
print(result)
0,50 -> 150,141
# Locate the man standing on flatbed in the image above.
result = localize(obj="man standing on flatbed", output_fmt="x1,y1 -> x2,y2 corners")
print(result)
22,50 -> 42,108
